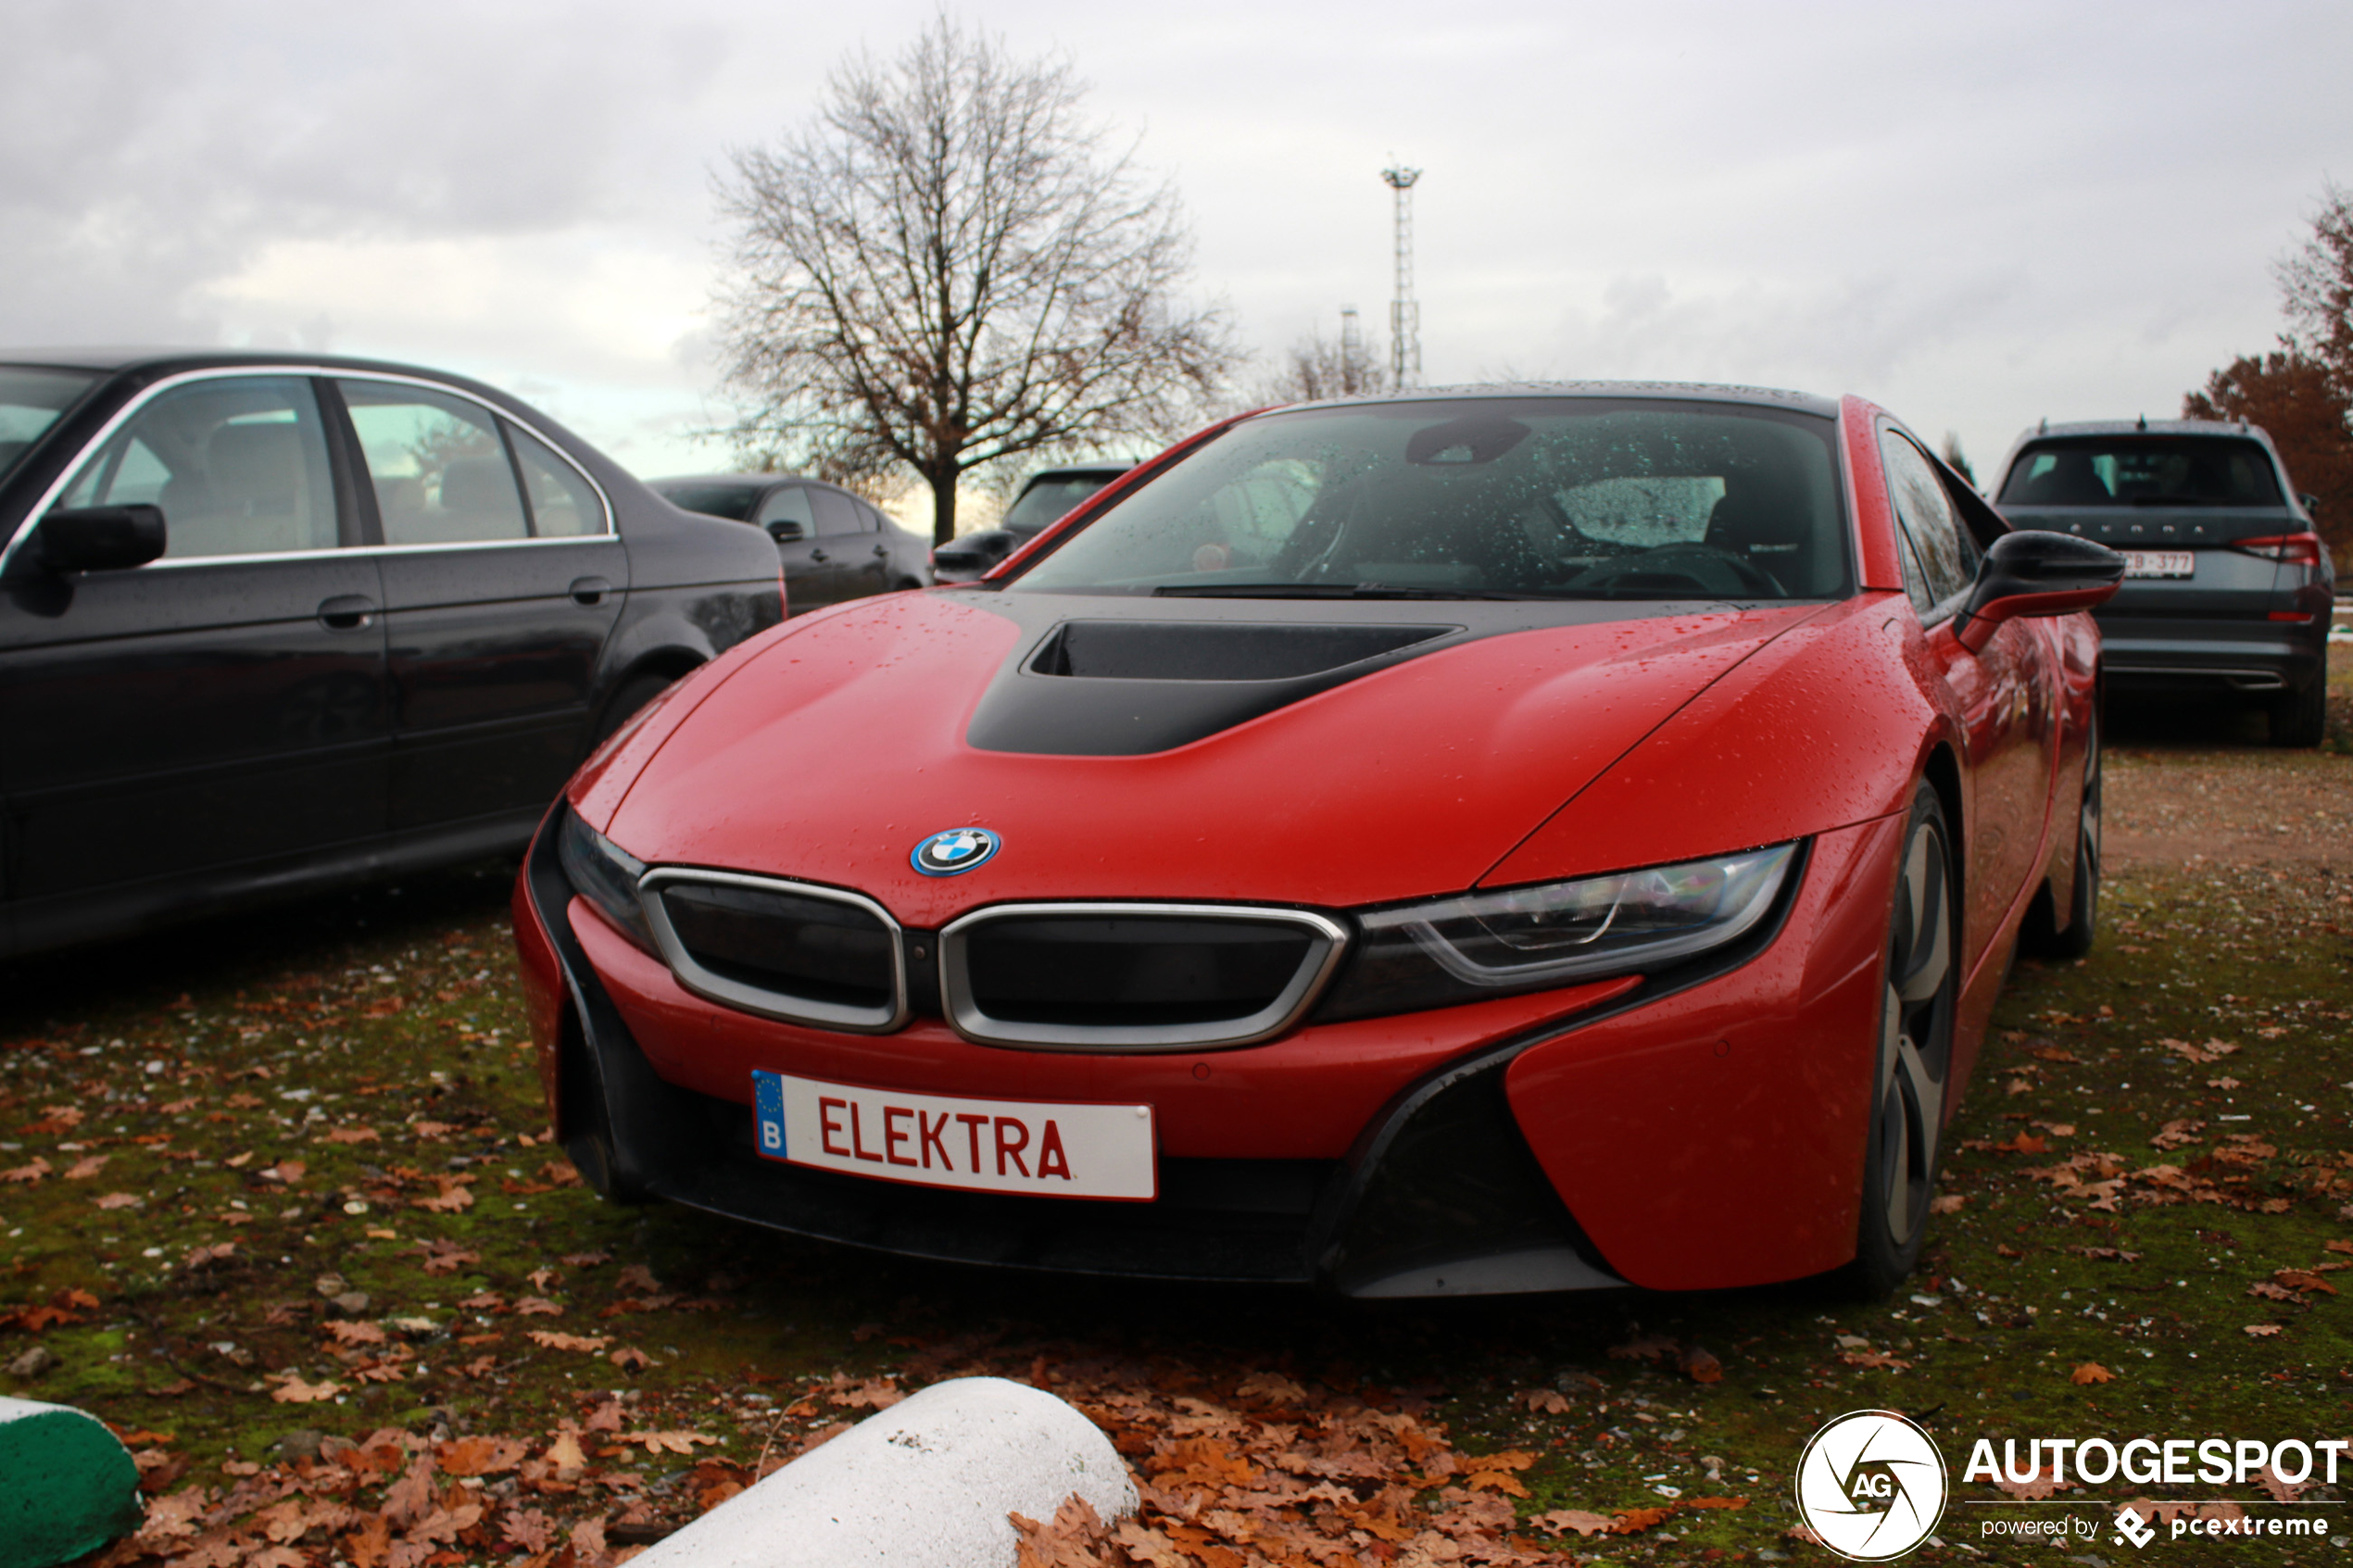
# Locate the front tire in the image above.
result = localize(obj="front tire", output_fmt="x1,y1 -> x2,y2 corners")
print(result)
1848,784 -> 1958,1298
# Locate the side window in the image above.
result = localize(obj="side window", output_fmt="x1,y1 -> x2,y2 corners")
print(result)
339,381 -> 528,546
811,487 -> 863,536
506,423 -> 606,537
58,377 -> 339,559
756,486 -> 814,536
1880,432 -> 1978,614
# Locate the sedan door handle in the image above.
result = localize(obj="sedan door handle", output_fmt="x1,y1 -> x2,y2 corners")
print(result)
569,575 -> 612,607
873,544 -> 889,558
808,549 -> 830,563
317,595 -> 377,631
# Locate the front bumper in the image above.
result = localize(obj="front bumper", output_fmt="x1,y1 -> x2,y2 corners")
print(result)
513,809 -> 1902,1295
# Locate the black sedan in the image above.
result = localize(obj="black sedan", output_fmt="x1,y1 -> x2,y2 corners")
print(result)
0,350 -> 785,959
926,462 -> 1135,583
648,473 -> 931,613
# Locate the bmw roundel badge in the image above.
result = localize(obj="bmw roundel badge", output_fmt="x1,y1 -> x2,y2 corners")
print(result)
912,827 -> 1001,877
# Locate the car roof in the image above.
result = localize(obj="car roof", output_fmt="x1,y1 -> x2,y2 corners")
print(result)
1262,380 -> 1843,420
0,346 -> 500,381
2014,419 -> 2270,441
1021,463 -> 1135,482
649,473 -> 814,488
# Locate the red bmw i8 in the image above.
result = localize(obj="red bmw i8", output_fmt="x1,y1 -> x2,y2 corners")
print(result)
512,385 -> 2124,1298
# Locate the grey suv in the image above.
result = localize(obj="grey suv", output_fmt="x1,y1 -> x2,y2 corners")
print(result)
1991,419 -> 2334,746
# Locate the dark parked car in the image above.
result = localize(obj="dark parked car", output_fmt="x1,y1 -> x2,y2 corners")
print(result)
927,462 -> 1134,583
1990,419 -> 2334,745
0,350 -> 784,958
649,474 -> 930,613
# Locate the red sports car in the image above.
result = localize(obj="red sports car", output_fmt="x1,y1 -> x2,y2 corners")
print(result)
512,385 -> 2123,1298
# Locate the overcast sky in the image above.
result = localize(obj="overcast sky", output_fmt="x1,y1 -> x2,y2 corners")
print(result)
7,0 -> 2349,508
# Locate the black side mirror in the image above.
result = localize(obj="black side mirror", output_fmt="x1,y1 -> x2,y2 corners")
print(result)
38,505 -> 167,572
765,519 -> 806,543
1955,530 -> 2125,652
2299,492 -> 2321,515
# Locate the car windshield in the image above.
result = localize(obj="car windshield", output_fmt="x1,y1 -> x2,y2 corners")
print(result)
0,367 -> 100,486
1998,436 -> 2284,508
1009,397 -> 1850,600
657,482 -> 761,521
1003,473 -> 1121,535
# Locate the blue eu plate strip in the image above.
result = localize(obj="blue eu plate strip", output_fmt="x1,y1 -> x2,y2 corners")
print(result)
752,1071 -> 787,1160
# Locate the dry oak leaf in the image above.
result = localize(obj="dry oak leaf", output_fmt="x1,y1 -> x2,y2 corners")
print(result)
63,1155 -> 107,1180
621,1429 -> 718,1455
1535,1509 -> 1618,1538
1680,1344 -> 1725,1383
616,1263 -> 662,1293
2246,1323 -> 2287,1337
2257,1465 -> 2310,1503
93,1192 -> 141,1210
560,1250 -> 610,1267
1929,1194 -> 1967,1214
325,1321 -> 387,1346
269,1375 -> 344,1403
1606,1333 -> 1680,1362
525,1330 -> 610,1352
436,1436 -> 530,1476
542,1431 -> 588,1474
1613,1505 -> 1676,1534
610,1347 -> 650,1372
2,1158 -> 52,1184
2276,1269 -> 2338,1295
1517,1388 -> 1573,1415
500,1507 -> 557,1554
2070,1362 -> 2115,1385
258,1160 -> 306,1184
511,1297 -> 563,1316
411,1177 -> 474,1213
323,1125 -> 379,1145
415,1241 -> 480,1275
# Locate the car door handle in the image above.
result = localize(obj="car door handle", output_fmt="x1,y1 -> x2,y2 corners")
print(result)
569,575 -> 612,607
809,549 -> 830,563
873,544 -> 889,557
317,595 -> 378,631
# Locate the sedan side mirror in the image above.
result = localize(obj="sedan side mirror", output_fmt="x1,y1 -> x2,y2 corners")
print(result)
765,520 -> 806,543
1955,530 -> 2125,652
37,505 -> 167,573
2299,492 -> 2321,515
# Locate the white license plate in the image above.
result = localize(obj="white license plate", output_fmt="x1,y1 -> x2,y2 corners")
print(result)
2122,550 -> 2195,578
751,1071 -> 1156,1200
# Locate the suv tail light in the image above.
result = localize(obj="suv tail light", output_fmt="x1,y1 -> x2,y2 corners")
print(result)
2233,532 -> 2324,567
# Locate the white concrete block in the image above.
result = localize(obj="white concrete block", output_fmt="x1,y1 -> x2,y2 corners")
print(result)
631,1376 -> 1136,1568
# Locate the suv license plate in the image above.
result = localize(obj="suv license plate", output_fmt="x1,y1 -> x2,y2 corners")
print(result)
751,1070 -> 1156,1200
2122,550 -> 2195,578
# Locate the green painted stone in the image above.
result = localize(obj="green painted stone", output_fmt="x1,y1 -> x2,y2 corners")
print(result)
0,1396 -> 145,1568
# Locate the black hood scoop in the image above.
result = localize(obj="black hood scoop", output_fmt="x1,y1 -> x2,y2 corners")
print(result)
1032,620 -> 1448,682
967,618 -> 1458,756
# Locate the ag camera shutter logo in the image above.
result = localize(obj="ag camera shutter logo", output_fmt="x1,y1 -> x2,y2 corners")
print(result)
1795,1410 -> 1947,1561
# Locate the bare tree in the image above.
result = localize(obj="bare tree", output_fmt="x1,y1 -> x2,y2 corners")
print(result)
714,16 -> 1238,544
1248,324 -> 1388,409
2277,179 -> 2353,397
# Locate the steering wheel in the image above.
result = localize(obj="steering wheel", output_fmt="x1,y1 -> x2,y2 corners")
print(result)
1567,546 -> 1780,596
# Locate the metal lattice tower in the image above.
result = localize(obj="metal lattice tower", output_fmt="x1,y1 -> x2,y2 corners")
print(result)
1381,165 -> 1423,390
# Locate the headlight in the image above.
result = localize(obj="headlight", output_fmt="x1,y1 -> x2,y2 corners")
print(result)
1316,843 -> 1797,1021
558,810 -> 654,951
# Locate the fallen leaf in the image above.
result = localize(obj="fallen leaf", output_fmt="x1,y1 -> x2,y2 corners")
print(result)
270,1376 -> 344,1403
1929,1194 -> 1967,1214
1679,1345 -> 1724,1384
2070,1362 -> 2114,1385
1517,1388 -> 1571,1414
63,1155 -> 107,1179
2246,1323 -> 2286,1337
622,1429 -> 718,1455
1534,1509 -> 1617,1538
323,1126 -> 379,1145
610,1347 -> 650,1372
2,1158 -> 53,1184
525,1330 -> 610,1352
94,1192 -> 141,1210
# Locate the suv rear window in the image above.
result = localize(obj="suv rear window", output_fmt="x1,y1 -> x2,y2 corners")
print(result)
1998,436 -> 2283,508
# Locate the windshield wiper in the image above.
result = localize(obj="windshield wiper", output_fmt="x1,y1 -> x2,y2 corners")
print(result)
1154,582 -> 1571,600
